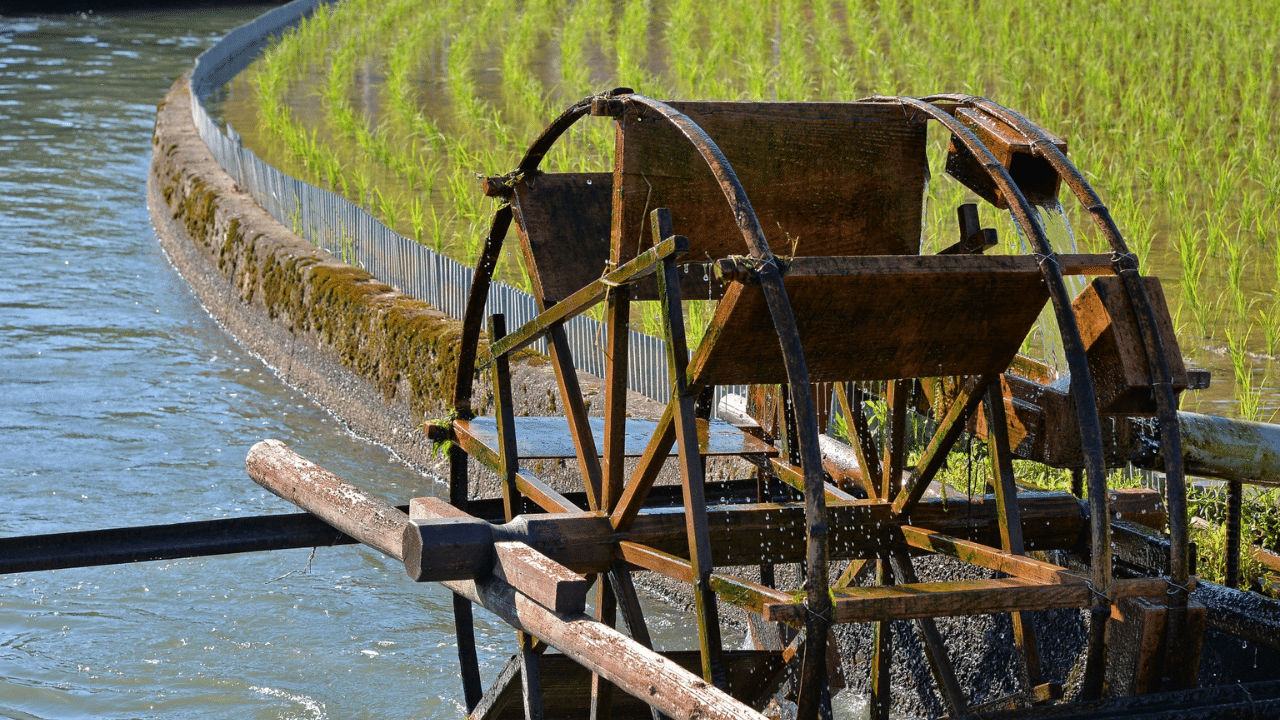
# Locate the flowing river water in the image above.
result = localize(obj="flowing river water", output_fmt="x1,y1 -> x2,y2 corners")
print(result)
0,7 -> 572,718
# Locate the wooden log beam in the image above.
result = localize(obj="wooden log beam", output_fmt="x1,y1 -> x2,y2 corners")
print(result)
1164,411 -> 1280,487
248,443 -> 765,720
246,438 -> 408,558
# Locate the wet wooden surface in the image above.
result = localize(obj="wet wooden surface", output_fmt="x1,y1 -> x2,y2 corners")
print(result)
689,256 -> 1051,384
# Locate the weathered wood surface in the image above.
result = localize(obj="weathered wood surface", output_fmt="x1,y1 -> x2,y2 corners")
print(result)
614,101 -> 928,268
688,257 -> 1051,384
481,234 -> 689,364
1073,276 -> 1188,415
765,578 -> 1091,624
250,447 -> 765,720
246,439 -> 407,558
511,172 -> 614,304
764,575 -> 1173,625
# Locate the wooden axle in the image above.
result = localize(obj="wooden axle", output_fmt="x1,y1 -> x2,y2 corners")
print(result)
401,490 -> 1164,582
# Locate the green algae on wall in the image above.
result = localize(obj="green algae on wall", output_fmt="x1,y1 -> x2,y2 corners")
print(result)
151,81 -> 494,427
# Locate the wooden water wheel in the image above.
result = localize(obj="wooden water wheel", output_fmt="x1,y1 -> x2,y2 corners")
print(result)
419,91 -> 1199,720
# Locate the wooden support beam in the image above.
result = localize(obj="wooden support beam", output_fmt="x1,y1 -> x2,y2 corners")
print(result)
490,314 -> 522,523
399,490 -> 1162,579
762,575 -> 1171,625
769,457 -> 860,503
882,380 -> 909,500
897,526 -> 1083,586
870,557 -> 893,720
545,324 -> 604,512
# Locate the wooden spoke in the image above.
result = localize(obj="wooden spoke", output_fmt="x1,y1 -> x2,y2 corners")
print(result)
892,374 -> 992,517
654,208 -> 725,688
889,552 -> 968,716
489,315 -> 522,523
881,380 -> 909,500
984,381 -> 1044,688
590,577 -> 617,720
834,382 -> 881,496
870,557 -> 893,720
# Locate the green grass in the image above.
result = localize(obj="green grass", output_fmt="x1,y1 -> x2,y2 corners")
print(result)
217,0 -> 1279,422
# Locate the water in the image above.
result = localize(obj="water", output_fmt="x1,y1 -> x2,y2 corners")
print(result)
0,8 -> 522,718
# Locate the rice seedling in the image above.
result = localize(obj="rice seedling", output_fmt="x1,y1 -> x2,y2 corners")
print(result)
210,0 -> 1277,412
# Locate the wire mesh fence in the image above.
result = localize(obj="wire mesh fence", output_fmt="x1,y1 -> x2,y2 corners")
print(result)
185,0 -> 751,407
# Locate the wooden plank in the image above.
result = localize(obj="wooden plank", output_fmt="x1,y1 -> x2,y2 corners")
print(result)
521,633 -> 546,720
870,558 -> 893,720
618,541 -> 695,584
614,101 -> 927,278
983,379 -> 1044,686
450,420 -> 581,514
602,285 -> 632,517
592,575 -> 617,720
404,491 -> 1160,577
882,380 -> 909,499
688,260 -> 1050,385
511,172 -> 613,304
763,578 -> 1094,624
457,416 -> 777,460
768,457 -> 860,503
896,526 -> 1085,586
1072,276 -> 1189,415
492,542 -> 592,616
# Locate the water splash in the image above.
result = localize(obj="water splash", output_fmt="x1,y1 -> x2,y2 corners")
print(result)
1009,199 -> 1090,376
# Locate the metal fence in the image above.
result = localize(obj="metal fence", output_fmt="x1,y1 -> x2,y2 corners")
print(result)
184,0 -> 723,405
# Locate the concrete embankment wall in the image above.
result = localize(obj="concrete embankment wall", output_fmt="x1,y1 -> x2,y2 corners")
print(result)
148,73 -> 658,477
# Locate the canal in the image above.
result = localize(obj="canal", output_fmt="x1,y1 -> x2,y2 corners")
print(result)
0,7 -> 521,718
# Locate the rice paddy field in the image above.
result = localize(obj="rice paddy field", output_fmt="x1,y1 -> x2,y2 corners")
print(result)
210,0 -> 1280,581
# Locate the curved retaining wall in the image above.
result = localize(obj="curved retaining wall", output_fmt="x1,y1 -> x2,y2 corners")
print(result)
149,74 -> 659,474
